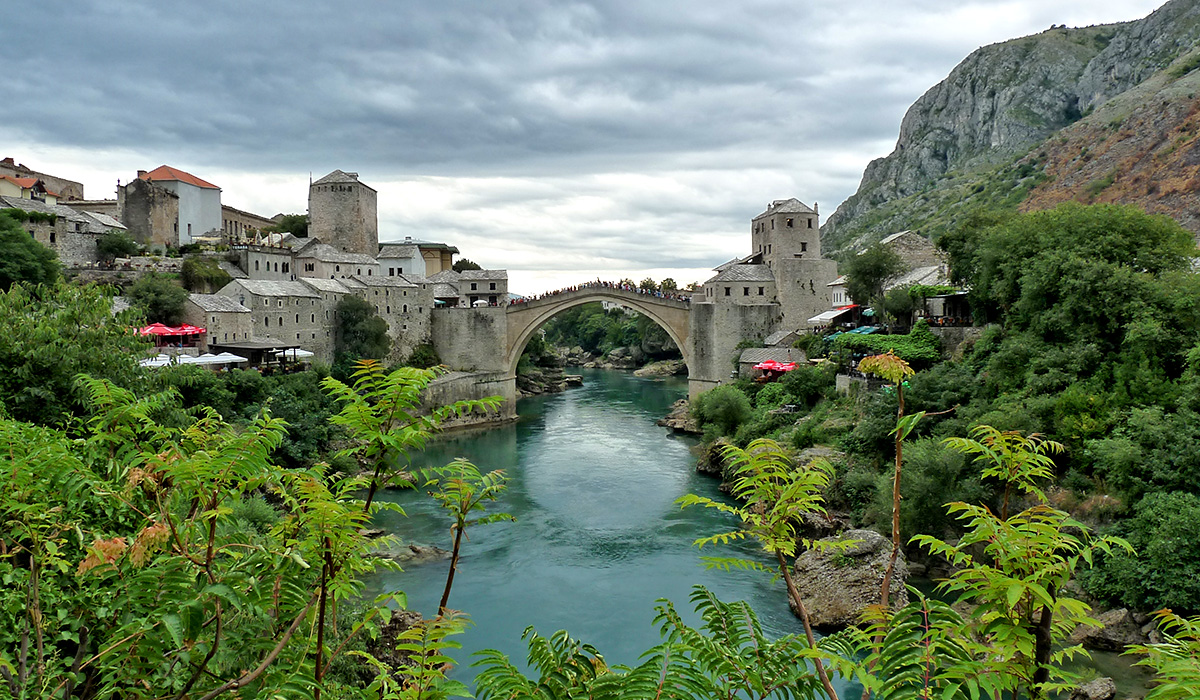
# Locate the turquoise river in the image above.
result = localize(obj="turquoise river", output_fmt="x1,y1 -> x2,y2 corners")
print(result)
365,367 -> 1145,694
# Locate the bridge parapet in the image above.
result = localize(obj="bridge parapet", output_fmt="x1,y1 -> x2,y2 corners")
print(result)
509,284 -> 690,312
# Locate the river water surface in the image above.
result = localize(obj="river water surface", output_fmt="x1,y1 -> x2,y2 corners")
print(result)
366,368 -> 836,686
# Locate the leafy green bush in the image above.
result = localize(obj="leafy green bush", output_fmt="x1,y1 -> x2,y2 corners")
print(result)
833,323 -> 941,365
863,438 -> 989,540
1080,492 -> 1200,615
180,255 -> 232,291
691,385 -> 752,441
778,364 -> 835,406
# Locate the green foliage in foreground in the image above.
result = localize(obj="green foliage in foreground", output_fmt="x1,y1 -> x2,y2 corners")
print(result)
0,361 -> 503,700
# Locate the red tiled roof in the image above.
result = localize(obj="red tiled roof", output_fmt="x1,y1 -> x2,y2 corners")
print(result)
139,165 -> 220,190
0,175 -> 59,197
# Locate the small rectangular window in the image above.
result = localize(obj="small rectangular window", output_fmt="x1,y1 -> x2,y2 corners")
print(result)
758,287 -> 764,295
786,218 -> 793,228
724,287 -> 730,296
800,242 -> 808,252
807,219 -> 813,229
743,287 -> 749,296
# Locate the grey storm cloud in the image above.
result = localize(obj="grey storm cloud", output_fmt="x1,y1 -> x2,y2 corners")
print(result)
2,0 -> 1167,289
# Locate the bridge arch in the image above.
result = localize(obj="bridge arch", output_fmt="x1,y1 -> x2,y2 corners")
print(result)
504,289 -> 691,378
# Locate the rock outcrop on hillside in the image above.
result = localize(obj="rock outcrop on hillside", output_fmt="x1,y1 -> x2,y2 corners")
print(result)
822,0 -> 1200,254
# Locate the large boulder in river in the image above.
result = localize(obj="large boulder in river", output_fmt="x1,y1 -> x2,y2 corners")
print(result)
1069,677 -> 1116,700
1069,608 -> 1149,651
790,529 -> 908,628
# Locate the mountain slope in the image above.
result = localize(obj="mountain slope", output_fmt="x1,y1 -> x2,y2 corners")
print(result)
822,0 -> 1200,255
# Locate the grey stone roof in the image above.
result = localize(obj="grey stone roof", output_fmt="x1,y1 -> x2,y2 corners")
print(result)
79,211 -> 126,230
879,230 -> 915,246
299,278 -> 351,293
377,243 -> 419,258
233,279 -> 320,298
353,275 -> 418,288
738,348 -> 806,364
432,283 -> 460,298
189,294 -> 250,313
341,278 -> 367,290
764,329 -> 798,347
753,198 -> 816,220
887,265 -> 948,289
708,264 -> 776,283
458,269 -> 507,280
313,169 -> 367,187
294,242 -> 378,265
427,269 -> 461,283
219,261 -> 248,279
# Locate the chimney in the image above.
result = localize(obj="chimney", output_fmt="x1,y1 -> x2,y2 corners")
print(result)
137,170 -> 148,179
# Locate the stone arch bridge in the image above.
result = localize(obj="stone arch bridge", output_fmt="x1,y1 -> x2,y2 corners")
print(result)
504,287 -> 691,374
429,283 -> 775,419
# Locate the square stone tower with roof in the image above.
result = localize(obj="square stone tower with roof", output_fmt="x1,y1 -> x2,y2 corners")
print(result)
751,198 -> 837,329
308,170 -> 378,257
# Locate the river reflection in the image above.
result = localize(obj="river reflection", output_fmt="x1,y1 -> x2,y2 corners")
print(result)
365,368 -> 838,687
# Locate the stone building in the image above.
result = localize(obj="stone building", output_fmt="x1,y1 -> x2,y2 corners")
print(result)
294,240 -> 380,279
751,198 -> 838,329
699,263 -> 778,305
117,177 -> 180,248
355,276 -> 435,360
378,241 -> 424,277
413,239 -> 459,275
308,170 -> 377,257
0,195 -> 127,267
216,279 -> 333,358
0,157 -> 84,201
184,294 -> 253,352
135,166 -> 223,245
459,269 -> 508,306
221,205 -> 276,240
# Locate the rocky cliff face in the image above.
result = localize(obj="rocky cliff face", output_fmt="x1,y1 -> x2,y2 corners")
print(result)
822,0 -> 1200,255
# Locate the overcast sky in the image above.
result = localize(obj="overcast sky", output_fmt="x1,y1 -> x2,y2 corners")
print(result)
3,0 -> 1166,292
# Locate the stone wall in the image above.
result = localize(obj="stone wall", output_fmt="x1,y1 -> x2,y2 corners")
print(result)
774,256 -> 838,330
688,301 -> 779,397
360,282 -> 434,362
119,178 -> 179,248
309,179 -> 378,257
422,370 -> 517,425
431,307 -> 509,373
931,325 -> 985,360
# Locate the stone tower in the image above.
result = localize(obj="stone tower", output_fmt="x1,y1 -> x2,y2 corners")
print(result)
751,198 -> 838,329
308,170 -> 378,256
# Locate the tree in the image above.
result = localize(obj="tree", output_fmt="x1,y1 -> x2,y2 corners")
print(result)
0,211 -> 60,290
0,281 -> 148,425
660,278 -> 677,291
180,255 -> 232,292
678,439 -> 844,700
265,213 -> 308,238
334,295 -> 391,366
95,230 -> 140,264
127,271 -> 189,325
452,258 -> 482,272
639,277 -> 658,291
844,243 -> 903,309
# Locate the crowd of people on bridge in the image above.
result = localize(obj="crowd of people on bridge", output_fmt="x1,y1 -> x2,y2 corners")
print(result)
509,279 -> 692,306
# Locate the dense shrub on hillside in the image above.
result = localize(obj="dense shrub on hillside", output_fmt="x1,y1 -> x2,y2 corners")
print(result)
1080,491 -> 1200,615
863,438 -> 990,541
832,319 -> 941,365
691,385 -> 752,441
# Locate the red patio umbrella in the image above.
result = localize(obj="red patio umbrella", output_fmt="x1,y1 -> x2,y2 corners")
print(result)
138,323 -> 175,336
173,324 -> 206,335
